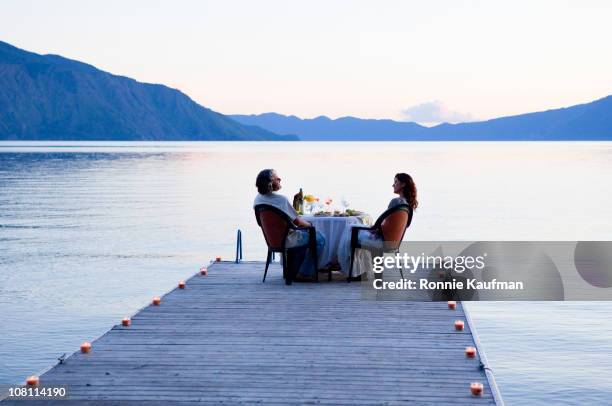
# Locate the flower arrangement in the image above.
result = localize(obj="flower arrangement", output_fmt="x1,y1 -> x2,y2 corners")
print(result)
304,194 -> 317,203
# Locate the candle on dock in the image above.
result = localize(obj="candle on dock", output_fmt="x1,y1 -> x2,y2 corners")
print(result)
465,346 -> 477,358
470,382 -> 484,396
200,267 -> 208,276
454,320 -> 464,331
122,317 -> 131,327
80,342 -> 92,353
152,296 -> 161,306
26,375 -> 39,386
447,301 -> 457,310
178,280 -> 185,289
216,256 -> 221,262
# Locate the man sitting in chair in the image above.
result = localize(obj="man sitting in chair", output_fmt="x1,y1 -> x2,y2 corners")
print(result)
254,169 -> 325,279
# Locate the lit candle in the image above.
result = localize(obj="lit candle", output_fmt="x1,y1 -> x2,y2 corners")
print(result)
200,267 -> 208,276
122,317 -> 131,327
470,382 -> 484,396
178,281 -> 185,289
80,342 -> 92,353
454,320 -> 464,331
26,375 -> 39,386
447,301 -> 457,310
152,296 -> 161,306
216,256 -> 221,262
465,346 -> 477,358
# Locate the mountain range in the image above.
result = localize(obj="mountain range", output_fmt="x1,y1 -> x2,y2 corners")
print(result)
231,96 -> 612,141
0,40 -> 296,141
2,39 -> 612,141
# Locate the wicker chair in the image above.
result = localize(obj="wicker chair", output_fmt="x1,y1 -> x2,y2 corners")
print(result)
348,204 -> 413,281
254,204 -> 320,285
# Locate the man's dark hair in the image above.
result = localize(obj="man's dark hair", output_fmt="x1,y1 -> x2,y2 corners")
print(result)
256,169 -> 275,194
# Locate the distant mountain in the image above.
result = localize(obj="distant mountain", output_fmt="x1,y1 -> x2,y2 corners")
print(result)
0,41 -> 296,141
427,96 -> 612,140
230,113 -> 428,141
231,96 -> 612,140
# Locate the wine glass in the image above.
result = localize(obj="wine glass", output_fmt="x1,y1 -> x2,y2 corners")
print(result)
341,198 -> 350,213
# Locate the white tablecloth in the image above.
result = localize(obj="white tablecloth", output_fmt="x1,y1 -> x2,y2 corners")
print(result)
302,214 -> 371,273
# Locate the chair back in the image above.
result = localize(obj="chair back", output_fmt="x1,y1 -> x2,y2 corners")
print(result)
254,204 -> 292,251
375,204 -> 412,251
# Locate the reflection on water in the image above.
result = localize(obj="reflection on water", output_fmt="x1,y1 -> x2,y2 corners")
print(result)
1,141 -> 612,405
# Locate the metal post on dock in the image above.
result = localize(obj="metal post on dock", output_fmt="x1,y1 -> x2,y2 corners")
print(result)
235,229 -> 243,263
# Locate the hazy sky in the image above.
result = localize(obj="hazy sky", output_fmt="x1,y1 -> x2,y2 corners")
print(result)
2,0 -> 612,123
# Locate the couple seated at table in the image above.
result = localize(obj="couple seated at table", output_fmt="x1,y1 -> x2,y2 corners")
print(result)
253,168 -> 417,282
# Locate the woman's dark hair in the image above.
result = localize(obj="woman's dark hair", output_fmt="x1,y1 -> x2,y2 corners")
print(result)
256,169 -> 275,194
395,173 -> 418,211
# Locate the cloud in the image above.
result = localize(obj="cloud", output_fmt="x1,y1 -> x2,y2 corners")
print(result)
400,101 -> 474,125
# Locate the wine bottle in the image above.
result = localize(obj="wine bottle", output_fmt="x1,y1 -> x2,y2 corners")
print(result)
298,188 -> 304,213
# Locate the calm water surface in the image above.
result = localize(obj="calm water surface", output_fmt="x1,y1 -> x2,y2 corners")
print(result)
1,141 -> 611,404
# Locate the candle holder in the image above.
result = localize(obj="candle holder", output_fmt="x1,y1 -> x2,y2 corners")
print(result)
470,382 -> 484,396
122,317 -> 131,327
26,376 -> 39,386
447,301 -> 456,310
152,297 -> 161,306
80,342 -> 92,353
465,346 -> 477,358
454,320 -> 464,331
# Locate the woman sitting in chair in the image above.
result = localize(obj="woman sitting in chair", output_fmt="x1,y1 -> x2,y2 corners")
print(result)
357,172 -> 417,245
343,173 -> 418,280
254,169 -> 325,279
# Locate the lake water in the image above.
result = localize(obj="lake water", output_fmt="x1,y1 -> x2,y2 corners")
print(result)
1,141 -> 611,405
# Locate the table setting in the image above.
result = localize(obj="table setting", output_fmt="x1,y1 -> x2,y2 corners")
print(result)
294,193 -> 373,274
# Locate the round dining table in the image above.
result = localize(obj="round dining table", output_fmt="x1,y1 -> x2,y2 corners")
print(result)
302,213 -> 372,274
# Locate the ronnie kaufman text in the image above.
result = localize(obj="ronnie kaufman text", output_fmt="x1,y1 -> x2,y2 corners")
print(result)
372,278 -> 525,291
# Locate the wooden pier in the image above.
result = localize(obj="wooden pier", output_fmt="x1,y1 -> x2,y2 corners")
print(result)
6,261 -> 502,405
